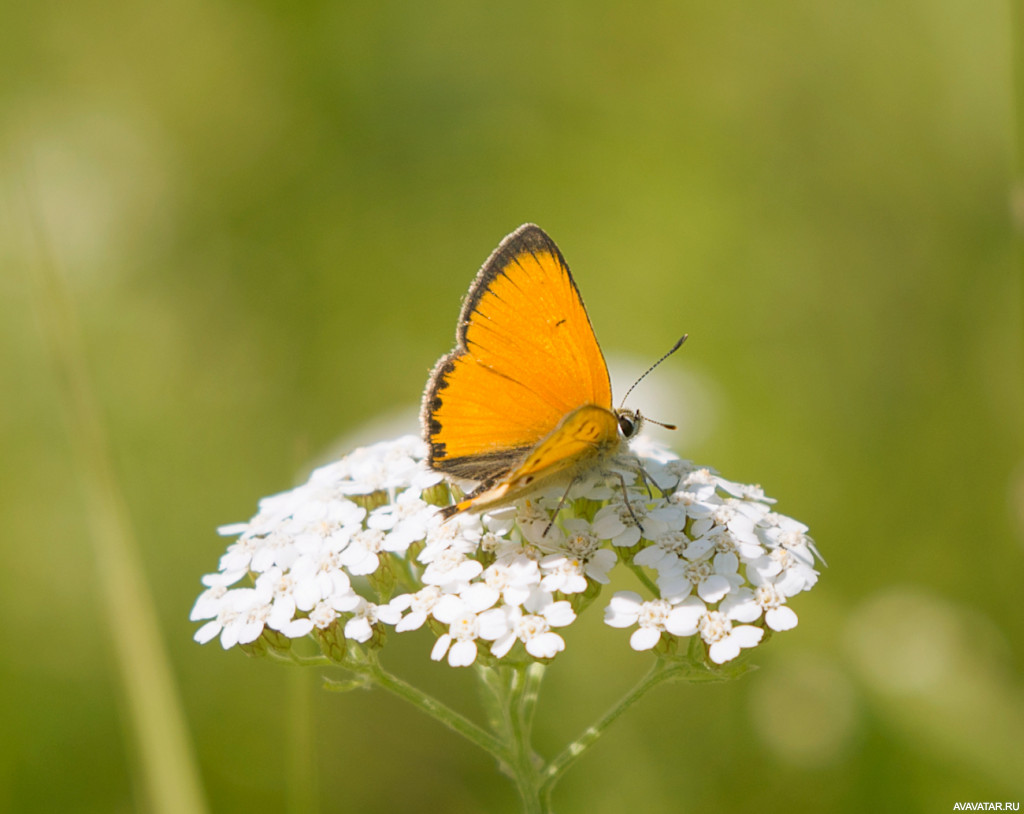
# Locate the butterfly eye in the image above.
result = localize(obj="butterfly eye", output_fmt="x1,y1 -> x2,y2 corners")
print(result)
617,411 -> 640,439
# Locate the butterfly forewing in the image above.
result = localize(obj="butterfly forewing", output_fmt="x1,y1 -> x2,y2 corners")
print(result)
423,224 -> 613,479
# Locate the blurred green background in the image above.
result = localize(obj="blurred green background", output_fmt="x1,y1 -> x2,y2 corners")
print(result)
2,1 -> 1022,812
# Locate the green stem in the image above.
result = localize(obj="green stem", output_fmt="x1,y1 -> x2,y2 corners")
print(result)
266,649 -> 334,668
628,561 -> 661,595
520,663 -> 545,737
367,661 -> 510,762
296,642 -> 696,813
539,659 -> 680,805
472,664 -> 550,812
476,664 -> 512,738
507,666 -> 543,814
272,645 -> 513,767
285,668 -> 318,814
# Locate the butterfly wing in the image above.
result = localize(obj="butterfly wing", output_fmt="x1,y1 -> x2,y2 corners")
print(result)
422,224 -> 613,482
440,404 -> 622,516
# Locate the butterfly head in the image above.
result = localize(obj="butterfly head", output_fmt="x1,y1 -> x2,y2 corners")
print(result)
615,408 -> 643,440
613,334 -> 688,443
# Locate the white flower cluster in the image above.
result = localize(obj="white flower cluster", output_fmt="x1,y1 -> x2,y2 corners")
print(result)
192,435 -> 820,667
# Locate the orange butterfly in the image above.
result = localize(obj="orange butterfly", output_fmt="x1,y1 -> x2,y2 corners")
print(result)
421,224 -> 683,521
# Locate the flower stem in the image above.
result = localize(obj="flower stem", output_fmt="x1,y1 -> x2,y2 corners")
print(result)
285,667 -> 318,814
627,560 -> 661,595
520,662 -> 545,737
507,666 -> 544,814
296,645 -> 705,813
374,656 -> 694,812
538,658 -> 682,805
366,661 -> 509,761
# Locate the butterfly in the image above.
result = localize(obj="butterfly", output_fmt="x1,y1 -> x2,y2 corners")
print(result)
421,223 -> 683,523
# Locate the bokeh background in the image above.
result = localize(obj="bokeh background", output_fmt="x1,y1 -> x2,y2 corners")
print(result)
3,2 -> 1022,812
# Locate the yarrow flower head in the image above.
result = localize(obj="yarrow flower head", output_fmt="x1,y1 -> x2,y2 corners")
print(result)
189,224 -> 825,812
192,435 -> 821,668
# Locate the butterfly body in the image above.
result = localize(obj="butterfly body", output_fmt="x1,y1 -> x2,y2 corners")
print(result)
421,224 -> 642,519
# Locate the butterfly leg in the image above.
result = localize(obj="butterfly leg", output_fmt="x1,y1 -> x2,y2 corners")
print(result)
543,476 -> 583,537
633,461 -> 656,499
614,470 -> 646,535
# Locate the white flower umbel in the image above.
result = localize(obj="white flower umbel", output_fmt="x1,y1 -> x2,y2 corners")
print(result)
192,434 -> 822,812
193,435 -> 819,665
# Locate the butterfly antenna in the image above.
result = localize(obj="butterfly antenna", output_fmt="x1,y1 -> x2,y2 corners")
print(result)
618,334 -> 688,409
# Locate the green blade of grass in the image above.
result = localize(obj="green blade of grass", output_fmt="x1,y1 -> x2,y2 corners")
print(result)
23,184 -> 210,814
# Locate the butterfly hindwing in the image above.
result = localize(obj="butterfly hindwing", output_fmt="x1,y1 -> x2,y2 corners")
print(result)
441,404 -> 622,516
